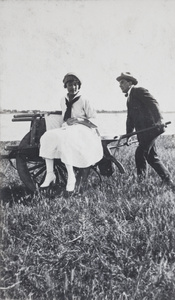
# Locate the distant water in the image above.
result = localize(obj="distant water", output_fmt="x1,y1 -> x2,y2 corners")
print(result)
0,112 -> 174,141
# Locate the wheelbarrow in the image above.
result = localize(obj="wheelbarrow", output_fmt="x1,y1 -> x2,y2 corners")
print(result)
1,112 -> 128,192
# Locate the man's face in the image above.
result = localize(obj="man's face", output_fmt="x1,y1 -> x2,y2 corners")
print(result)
119,79 -> 132,94
66,80 -> 80,95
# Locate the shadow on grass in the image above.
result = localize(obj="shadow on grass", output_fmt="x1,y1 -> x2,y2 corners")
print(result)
0,184 -> 34,205
0,183 -> 67,206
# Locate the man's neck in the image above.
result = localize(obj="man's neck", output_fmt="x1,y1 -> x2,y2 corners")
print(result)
128,85 -> 134,94
125,85 -> 133,97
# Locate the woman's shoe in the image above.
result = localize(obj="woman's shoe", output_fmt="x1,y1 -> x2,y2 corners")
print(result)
40,172 -> 56,188
66,177 -> 76,192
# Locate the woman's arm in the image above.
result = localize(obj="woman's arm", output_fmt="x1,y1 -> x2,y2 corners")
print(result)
83,98 -> 96,119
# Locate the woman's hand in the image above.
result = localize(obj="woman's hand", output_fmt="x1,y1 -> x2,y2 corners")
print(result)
126,137 -> 133,146
66,118 -> 81,126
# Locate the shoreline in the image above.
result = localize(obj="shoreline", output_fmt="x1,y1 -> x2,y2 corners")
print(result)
0,132 -> 174,143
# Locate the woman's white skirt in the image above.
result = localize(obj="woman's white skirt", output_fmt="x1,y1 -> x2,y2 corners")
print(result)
39,124 -> 103,168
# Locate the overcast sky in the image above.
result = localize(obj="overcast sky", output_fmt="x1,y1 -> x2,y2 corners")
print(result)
0,0 -> 175,112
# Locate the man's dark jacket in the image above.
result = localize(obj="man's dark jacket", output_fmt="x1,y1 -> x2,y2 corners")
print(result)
127,87 -> 164,144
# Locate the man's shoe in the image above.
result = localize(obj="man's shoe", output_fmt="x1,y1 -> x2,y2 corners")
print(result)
162,179 -> 175,191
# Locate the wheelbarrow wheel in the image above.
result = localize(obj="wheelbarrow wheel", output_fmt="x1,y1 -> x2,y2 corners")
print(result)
109,156 -> 125,174
16,132 -> 67,191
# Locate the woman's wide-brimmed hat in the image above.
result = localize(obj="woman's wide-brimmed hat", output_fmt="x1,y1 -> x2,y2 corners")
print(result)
63,73 -> 81,88
116,72 -> 138,85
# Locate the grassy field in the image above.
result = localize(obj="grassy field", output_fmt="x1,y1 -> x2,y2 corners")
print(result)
0,135 -> 175,300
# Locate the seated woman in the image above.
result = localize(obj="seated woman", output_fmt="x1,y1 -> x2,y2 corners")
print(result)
39,73 -> 103,192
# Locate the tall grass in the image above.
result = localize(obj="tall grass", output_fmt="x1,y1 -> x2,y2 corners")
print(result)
0,135 -> 175,300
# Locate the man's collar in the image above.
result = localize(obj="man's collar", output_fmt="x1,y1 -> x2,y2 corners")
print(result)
125,85 -> 134,97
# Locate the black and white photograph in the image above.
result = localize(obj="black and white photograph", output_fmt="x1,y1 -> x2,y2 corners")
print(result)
0,0 -> 175,299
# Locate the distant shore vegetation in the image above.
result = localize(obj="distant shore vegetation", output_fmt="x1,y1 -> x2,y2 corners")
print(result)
0,109 -> 127,114
1,109 -> 174,114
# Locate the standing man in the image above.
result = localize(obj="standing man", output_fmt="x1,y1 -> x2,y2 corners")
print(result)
116,72 -> 174,188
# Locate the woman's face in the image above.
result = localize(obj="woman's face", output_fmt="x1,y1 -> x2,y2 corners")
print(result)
66,80 -> 80,95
